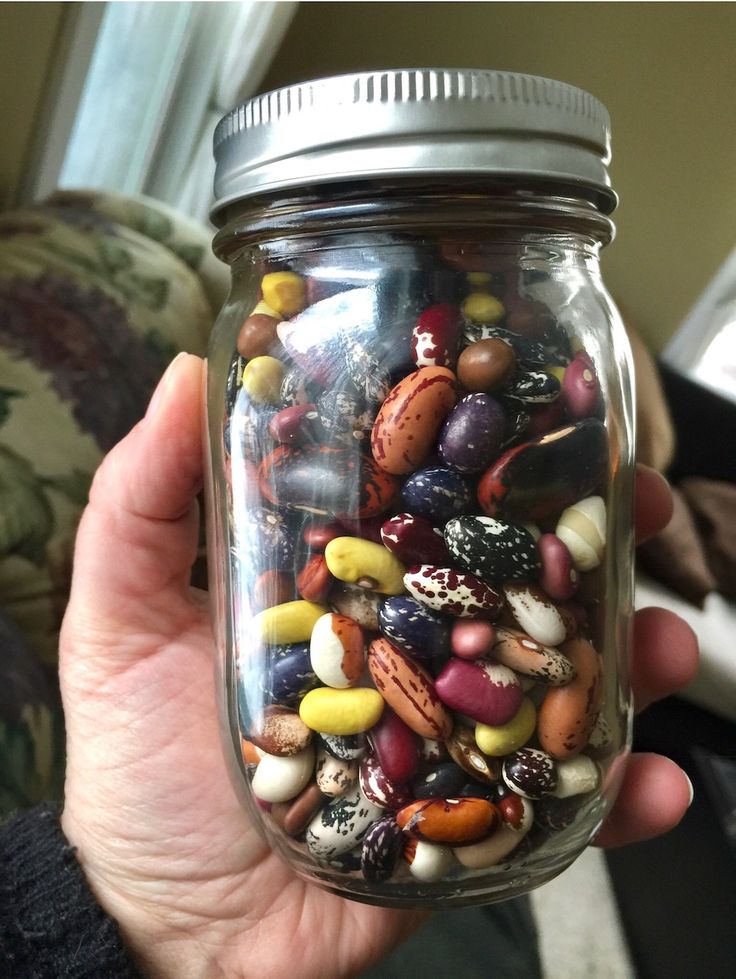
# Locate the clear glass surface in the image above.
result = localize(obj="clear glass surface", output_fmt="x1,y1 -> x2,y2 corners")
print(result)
205,187 -> 635,908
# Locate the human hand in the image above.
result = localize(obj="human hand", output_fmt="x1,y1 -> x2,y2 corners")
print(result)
59,353 -> 698,979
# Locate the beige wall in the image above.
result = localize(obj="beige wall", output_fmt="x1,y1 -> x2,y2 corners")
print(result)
262,2 -> 736,353
0,3 -> 67,208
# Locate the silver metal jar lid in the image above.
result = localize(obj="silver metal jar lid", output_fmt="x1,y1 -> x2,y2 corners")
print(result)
212,68 -> 614,223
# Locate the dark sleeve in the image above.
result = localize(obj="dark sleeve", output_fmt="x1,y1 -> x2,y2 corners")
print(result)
0,803 -> 143,978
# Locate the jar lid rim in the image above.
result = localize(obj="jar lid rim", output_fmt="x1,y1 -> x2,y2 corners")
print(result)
212,68 -> 614,222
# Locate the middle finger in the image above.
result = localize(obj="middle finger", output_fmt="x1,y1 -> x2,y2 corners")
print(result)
631,606 -> 699,713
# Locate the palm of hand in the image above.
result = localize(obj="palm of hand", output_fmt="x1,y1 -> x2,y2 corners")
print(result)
62,545 -> 417,979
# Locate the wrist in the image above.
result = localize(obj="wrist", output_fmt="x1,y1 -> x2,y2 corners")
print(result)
60,807 -> 224,979
0,804 -> 144,979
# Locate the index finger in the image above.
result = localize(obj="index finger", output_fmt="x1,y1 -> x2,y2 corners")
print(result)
635,464 -> 674,545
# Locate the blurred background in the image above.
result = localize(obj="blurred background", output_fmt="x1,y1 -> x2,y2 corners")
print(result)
0,3 -> 734,977
4,1 -> 736,357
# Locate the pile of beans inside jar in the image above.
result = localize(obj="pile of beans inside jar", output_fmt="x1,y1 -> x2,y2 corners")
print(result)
225,252 -> 613,884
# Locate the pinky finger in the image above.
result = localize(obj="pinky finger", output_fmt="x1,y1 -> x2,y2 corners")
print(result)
594,753 -> 693,848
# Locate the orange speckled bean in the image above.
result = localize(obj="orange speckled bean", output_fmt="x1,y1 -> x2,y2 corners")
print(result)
537,636 -> 603,759
367,637 -> 453,740
370,367 -> 456,475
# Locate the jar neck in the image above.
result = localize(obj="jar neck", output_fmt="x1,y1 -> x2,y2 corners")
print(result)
213,177 -> 614,265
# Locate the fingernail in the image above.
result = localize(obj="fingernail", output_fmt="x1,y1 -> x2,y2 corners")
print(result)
146,352 -> 188,420
684,771 -> 695,808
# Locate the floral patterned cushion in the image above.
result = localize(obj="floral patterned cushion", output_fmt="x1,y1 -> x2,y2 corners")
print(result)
0,190 -> 226,809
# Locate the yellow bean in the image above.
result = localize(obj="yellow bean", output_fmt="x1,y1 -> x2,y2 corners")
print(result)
325,537 -> 406,595
253,600 -> 329,645
475,697 -> 536,756
251,299 -> 281,319
461,292 -> 505,325
466,271 -> 495,288
261,271 -> 306,318
241,355 -> 285,404
299,687 -> 385,735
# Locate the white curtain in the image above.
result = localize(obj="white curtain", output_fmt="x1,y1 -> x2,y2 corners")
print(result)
145,1 -> 298,224
662,245 -> 736,404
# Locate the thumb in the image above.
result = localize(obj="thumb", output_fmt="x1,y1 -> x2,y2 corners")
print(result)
65,352 -> 206,637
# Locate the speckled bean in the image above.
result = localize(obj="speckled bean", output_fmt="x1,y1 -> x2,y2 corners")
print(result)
315,747 -> 358,797
367,637 -> 453,740
503,583 -> 571,646
371,367 -> 457,475
537,637 -> 603,759
306,786 -> 384,860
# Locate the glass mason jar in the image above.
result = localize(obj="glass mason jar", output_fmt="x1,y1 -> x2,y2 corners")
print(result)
205,69 -> 635,907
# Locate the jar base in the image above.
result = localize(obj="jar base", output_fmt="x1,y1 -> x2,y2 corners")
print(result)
283,820 -> 602,909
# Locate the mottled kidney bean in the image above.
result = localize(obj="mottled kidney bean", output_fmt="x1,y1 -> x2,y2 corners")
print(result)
380,512 -> 452,567
378,595 -> 451,661
411,303 -> 462,368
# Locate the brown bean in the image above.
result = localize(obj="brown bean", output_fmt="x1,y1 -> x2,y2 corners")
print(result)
249,706 -> 313,756
271,782 -> 325,836
296,554 -> 334,603
236,313 -> 282,360
456,338 -> 516,392
537,637 -> 603,759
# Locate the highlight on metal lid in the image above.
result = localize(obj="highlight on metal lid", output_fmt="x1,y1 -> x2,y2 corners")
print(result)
212,68 -> 615,222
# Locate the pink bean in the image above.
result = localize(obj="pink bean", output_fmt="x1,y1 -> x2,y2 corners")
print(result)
435,658 -> 523,726
450,619 -> 496,659
538,533 -> 579,602
411,303 -> 462,368
562,352 -> 600,419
